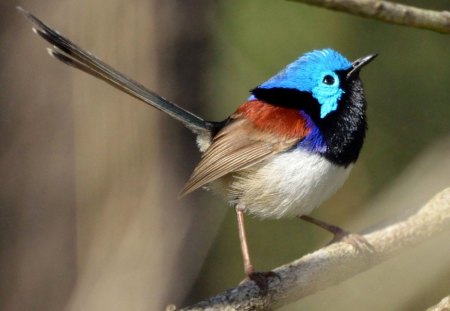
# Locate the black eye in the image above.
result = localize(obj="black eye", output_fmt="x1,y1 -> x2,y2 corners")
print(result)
323,75 -> 335,85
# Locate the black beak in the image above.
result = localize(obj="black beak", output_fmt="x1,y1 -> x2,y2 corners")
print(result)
346,54 -> 377,80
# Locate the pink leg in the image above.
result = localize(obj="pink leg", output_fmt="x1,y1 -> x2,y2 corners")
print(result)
235,205 -> 280,295
235,206 -> 254,276
298,215 -> 348,239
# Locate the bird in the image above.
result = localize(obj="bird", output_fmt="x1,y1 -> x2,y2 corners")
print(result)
19,7 -> 376,282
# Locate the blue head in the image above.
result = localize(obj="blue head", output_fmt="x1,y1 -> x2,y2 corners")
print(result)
251,49 -> 376,165
258,49 -> 354,118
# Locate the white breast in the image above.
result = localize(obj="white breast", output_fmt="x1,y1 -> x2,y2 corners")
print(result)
226,148 -> 352,219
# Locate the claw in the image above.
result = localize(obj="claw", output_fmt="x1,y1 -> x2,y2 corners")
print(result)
247,271 -> 280,295
298,215 -> 374,251
327,229 -> 374,252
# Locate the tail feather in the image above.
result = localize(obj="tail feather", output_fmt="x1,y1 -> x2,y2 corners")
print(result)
18,6 -> 214,135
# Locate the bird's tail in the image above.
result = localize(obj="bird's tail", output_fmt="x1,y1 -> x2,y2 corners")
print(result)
18,7 -> 215,135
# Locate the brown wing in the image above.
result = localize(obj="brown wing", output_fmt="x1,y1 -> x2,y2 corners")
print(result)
179,117 -> 300,196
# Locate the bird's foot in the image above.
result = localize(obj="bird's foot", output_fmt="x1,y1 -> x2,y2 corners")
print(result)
298,215 -> 373,251
327,227 -> 373,251
247,271 -> 280,295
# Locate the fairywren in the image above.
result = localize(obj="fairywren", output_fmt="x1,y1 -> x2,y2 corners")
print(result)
20,8 -> 376,279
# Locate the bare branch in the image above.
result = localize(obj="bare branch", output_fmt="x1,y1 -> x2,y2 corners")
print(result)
170,188 -> 450,310
289,0 -> 450,34
427,295 -> 450,311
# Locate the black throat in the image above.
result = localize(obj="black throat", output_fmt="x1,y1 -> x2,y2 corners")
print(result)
251,78 -> 367,166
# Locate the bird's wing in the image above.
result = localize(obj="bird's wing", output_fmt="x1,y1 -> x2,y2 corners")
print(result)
179,117 -> 301,196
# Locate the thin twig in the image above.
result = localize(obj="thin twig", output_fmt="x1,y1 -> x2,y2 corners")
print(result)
169,188 -> 450,310
289,0 -> 450,34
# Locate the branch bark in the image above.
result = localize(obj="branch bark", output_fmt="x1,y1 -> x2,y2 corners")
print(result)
427,295 -> 450,311
289,0 -> 450,34
169,188 -> 450,310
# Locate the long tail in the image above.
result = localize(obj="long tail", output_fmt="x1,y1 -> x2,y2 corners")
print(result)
18,7 -> 215,135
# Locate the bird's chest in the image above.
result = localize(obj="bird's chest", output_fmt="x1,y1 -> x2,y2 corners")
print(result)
226,148 -> 352,219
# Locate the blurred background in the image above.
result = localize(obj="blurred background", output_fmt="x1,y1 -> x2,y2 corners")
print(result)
0,0 -> 449,310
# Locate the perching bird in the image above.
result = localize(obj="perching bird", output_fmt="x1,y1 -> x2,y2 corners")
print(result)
19,7 -> 376,281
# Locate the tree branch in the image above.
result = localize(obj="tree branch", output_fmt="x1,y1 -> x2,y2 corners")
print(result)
169,188 -> 450,310
427,295 -> 450,311
288,0 -> 450,34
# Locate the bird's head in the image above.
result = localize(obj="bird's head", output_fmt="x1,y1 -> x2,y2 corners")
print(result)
251,49 -> 376,120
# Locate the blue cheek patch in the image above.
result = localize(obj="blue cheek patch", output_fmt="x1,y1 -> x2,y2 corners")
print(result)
319,96 -> 339,118
313,87 -> 344,118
